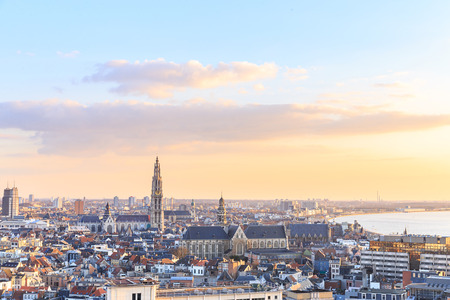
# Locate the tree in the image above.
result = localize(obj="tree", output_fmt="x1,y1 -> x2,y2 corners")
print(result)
171,246 -> 189,259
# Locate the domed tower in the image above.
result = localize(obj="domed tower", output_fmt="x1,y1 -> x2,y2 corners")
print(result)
217,194 -> 227,225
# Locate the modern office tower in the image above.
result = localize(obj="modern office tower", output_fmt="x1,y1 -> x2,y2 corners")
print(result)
29,194 -> 34,203
149,157 -> 164,231
53,197 -> 62,209
113,196 -> 119,207
128,196 -> 136,207
2,186 -> 19,219
74,199 -> 84,215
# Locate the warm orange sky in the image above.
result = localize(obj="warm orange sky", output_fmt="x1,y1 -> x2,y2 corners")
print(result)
2,2 -> 450,201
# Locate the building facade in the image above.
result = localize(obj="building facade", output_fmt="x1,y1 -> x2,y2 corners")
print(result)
74,199 -> 84,215
2,187 -> 19,219
182,224 -> 288,259
360,250 -> 410,281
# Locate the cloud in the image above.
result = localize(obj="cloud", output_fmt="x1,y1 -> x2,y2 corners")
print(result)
285,66 -> 308,81
373,82 -> 406,88
84,59 -> 278,99
17,50 -> 35,57
253,83 -> 265,91
389,93 -> 415,99
0,100 -> 449,156
57,50 -> 80,58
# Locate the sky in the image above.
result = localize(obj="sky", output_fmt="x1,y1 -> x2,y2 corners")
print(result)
1,1 -> 450,201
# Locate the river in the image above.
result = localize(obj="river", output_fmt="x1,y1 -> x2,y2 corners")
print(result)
333,210 -> 450,236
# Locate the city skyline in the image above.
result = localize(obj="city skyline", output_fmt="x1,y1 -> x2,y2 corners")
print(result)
2,1 -> 450,200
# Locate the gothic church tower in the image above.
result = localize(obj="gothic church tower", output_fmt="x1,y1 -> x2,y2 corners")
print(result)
149,157 -> 164,231
217,194 -> 227,225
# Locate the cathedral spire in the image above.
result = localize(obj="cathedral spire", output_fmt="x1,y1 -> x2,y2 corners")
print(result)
103,202 -> 111,219
150,156 -> 164,231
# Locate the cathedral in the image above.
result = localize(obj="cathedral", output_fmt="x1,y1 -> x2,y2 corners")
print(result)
181,196 -> 289,259
78,157 -> 164,233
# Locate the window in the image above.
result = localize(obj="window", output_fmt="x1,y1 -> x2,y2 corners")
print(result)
132,293 -> 141,300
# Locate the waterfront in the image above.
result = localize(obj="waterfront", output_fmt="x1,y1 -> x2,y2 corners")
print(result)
333,210 -> 450,236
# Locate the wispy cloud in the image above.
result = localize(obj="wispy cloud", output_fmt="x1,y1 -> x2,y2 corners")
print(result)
285,66 -> 308,81
16,50 -> 35,57
0,100 -> 449,156
253,83 -> 265,91
84,59 -> 278,99
57,50 -> 80,58
373,82 -> 406,88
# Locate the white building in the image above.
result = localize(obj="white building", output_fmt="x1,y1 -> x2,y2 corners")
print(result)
107,282 -> 157,300
420,253 -> 450,273
360,250 -> 410,280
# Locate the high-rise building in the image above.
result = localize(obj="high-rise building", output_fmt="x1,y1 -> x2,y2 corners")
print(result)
53,197 -> 62,209
113,196 -> 119,207
74,199 -> 84,215
29,194 -> 34,203
149,157 -> 164,231
2,186 -> 19,219
143,196 -> 150,206
217,195 -> 227,225
128,196 -> 136,207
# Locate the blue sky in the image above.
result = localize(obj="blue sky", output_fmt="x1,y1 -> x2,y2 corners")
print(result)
2,1 -> 450,104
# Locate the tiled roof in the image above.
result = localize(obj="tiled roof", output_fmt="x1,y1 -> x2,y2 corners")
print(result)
79,215 -> 101,223
227,225 -> 239,238
289,223 -> 329,237
244,225 -> 286,239
116,215 -> 151,222
183,226 -> 229,240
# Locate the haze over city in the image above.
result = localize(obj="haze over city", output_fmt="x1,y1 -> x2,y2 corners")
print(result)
2,1 -> 450,201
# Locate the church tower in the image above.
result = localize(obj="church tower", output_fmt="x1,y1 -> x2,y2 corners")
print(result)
217,194 -> 227,225
191,199 -> 197,221
102,202 -> 116,233
149,157 -> 164,231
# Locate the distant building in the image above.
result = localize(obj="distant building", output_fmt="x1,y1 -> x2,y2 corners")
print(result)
143,196 -> 150,206
74,199 -> 84,215
129,196 -> 136,207
79,203 -> 152,234
2,186 -> 19,219
217,195 -> 227,225
28,194 -> 34,203
53,197 -> 62,209
113,196 -> 119,207
302,200 -> 318,210
279,200 -> 293,211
